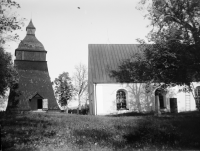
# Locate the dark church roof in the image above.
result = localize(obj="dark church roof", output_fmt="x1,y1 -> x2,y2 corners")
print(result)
88,44 -> 142,83
16,20 -> 45,52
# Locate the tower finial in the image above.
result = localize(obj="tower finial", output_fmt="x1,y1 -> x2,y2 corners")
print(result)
26,19 -> 36,35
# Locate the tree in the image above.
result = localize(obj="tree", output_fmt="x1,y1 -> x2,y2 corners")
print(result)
0,0 -> 24,96
136,0 -> 200,45
72,63 -> 88,114
54,72 -> 74,112
110,0 -> 200,110
0,0 -> 24,110
0,0 -> 25,45
0,47 -> 20,110
0,47 -> 18,95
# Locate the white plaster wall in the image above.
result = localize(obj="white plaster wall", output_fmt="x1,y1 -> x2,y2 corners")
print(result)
168,83 -> 198,112
96,84 -> 124,115
95,83 -> 198,115
96,84 -> 104,115
95,83 -> 154,115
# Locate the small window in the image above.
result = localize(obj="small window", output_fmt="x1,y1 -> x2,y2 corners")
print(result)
116,90 -> 127,110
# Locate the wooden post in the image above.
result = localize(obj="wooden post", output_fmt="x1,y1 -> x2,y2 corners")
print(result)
0,124 -> 2,151
77,95 -> 81,114
155,95 -> 161,116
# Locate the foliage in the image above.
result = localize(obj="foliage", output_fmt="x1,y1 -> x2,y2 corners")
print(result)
0,0 -> 25,45
0,46 -> 20,111
196,97 -> 200,111
72,63 -> 88,111
111,0 -> 200,91
137,0 -> 200,45
0,0 -> 24,110
54,72 -> 74,107
111,43 -> 200,86
1,111 -> 200,150
7,82 -> 21,110
0,47 -> 19,96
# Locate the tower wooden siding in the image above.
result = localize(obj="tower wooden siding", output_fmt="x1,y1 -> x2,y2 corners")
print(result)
16,51 -> 46,61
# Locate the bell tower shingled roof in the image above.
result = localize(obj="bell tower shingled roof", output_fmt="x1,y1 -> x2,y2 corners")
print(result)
16,19 -> 45,52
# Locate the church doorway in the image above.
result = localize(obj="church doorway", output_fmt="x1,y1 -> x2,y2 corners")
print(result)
37,99 -> 43,109
158,93 -> 164,109
29,93 -> 44,110
170,98 -> 177,113
155,88 -> 166,111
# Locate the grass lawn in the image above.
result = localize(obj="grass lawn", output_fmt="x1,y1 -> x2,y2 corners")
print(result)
1,111 -> 200,151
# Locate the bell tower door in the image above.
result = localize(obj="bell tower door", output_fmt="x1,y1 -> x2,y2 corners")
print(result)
37,99 -> 43,109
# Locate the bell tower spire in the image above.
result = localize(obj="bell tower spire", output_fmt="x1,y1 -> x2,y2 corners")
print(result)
26,19 -> 36,35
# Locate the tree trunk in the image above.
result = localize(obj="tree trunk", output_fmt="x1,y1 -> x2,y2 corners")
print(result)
65,106 -> 68,114
77,95 -> 81,114
155,95 -> 161,116
136,95 -> 141,112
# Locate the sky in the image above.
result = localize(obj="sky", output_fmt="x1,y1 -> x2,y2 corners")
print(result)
7,0 -> 150,81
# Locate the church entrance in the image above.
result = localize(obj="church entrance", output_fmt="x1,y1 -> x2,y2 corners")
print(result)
170,98 -> 177,113
37,99 -> 43,109
29,93 -> 44,110
158,94 -> 164,109
155,88 -> 167,113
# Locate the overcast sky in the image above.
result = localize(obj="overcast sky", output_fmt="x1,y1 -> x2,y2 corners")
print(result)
7,0 -> 150,81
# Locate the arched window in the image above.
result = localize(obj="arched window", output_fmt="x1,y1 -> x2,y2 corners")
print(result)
116,90 -> 127,110
195,86 -> 200,110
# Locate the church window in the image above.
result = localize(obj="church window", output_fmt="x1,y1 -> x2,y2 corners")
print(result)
116,90 -> 127,110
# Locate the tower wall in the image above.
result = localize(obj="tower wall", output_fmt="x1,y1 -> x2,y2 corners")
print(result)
14,60 -> 58,110
16,51 -> 46,61
15,60 -> 48,71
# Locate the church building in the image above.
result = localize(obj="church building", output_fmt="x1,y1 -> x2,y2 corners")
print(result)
10,20 -> 58,111
88,44 -> 198,115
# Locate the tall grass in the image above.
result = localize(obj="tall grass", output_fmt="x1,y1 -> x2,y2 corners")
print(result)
1,111 -> 200,150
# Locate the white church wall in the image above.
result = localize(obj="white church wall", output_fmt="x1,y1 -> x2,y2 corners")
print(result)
95,84 -> 104,115
95,83 -> 155,115
168,83 -> 198,112
96,84 -> 120,115
177,90 -> 196,112
94,83 -> 198,115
